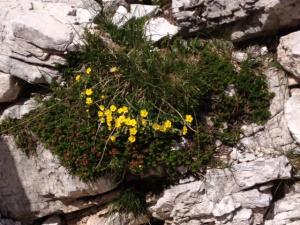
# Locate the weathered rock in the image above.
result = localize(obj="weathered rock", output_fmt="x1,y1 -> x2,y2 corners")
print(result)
0,135 -> 118,221
265,182 -> 300,225
172,0 -> 300,42
42,216 -> 61,225
144,17 -> 180,42
112,4 -> 159,27
277,31 -> 300,79
0,73 -> 21,103
149,156 -> 291,225
0,215 -> 20,225
232,51 -> 248,63
285,91 -> 300,145
85,209 -> 149,225
0,0 -> 99,83
0,98 -> 38,122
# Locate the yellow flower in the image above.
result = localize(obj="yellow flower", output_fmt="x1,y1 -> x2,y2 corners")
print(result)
164,120 -> 172,129
101,95 -> 106,100
86,97 -> 93,105
110,66 -> 119,73
140,109 -> 148,118
118,115 -> 126,123
117,108 -> 124,114
75,75 -> 81,81
129,119 -> 137,127
159,126 -> 167,133
86,67 -> 92,75
141,119 -> 147,126
130,127 -> 137,135
100,118 -> 105,124
114,118 -> 122,128
105,109 -> 112,116
99,105 -> 105,111
128,136 -> 136,143
110,135 -> 116,142
152,123 -> 160,131
98,111 -> 104,117
182,126 -> 188,136
106,115 -> 113,123
185,115 -> 193,123
121,106 -> 128,114
85,88 -> 93,96
110,105 -> 117,112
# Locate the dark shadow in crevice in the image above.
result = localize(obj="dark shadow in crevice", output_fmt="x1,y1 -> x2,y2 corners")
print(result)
0,136 -> 32,222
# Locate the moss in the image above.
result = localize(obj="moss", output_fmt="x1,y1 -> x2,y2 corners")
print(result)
0,16 -> 272,181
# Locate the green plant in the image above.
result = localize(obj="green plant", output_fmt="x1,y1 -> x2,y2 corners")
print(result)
0,16 -> 272,181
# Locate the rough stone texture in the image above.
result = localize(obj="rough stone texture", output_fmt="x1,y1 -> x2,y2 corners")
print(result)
238,67 -> 298,155
285,91 -> 300,145
0,135 -> 118,221
172,0 -> 300,42
41,216 -> 62,225
0,215 -> 20,225
85,210 -> 149,225
0,98 -> 38,122
112,4 -> 159,27
0,0 -> 99,83
277,31 -> 300,79
265,182 -> 300,225
149,156 -> 291,225
0,73 -> 21,103
144,17 -> 180,42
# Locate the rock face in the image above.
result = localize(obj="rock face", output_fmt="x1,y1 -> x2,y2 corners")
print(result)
149,156 -> 292,225
0,0 -> 98,84
277,31 -> 300,79
144,17 -> 180,42
0,73 -> 21,103
112,4 -> 159,27
238,66 -> 298,155
285,91 -> 300,145
265,182 -> 300,225
172,0 -> 300,42
0,98 -> 38,122
0,135 -> 118,221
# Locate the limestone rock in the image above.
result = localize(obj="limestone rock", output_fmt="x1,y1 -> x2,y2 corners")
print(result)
0,73 -> 21,103
144,17 -> 180,42
85,210 -> 149,225
285,91 -> 300,145
0,98 -> 38,122
277,31 -> 300,79
232,51 -> 248,63
172,0 -> 300,42
265,182 -> 300,225
112,4 -> 159,27
0,135 -> 118,221
0,0 -> 99,83
42,216 -> 61,225
149,156 -> 291,225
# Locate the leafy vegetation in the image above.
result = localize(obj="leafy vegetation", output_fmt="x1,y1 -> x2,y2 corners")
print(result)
0,16 -> 272,182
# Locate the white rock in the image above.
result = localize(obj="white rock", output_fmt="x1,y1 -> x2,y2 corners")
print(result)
0,98 -> 38,122
42,216 -> 61,225
285,91 -> 300,145
112,4 -> 159,27
172,0 -> 300,42
86,210 -> 149,225
149,156 -> 291,224
265,182 -> 300,225
144,17 -> 180,42
0,135 -> 118,220
0,0 -> 98,84
0,73 -> 21,103
232,51 -> 248,63
278,31 -> 300,79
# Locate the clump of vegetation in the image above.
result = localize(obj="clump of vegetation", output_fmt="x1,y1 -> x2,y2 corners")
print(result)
0,16 -> 272,181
